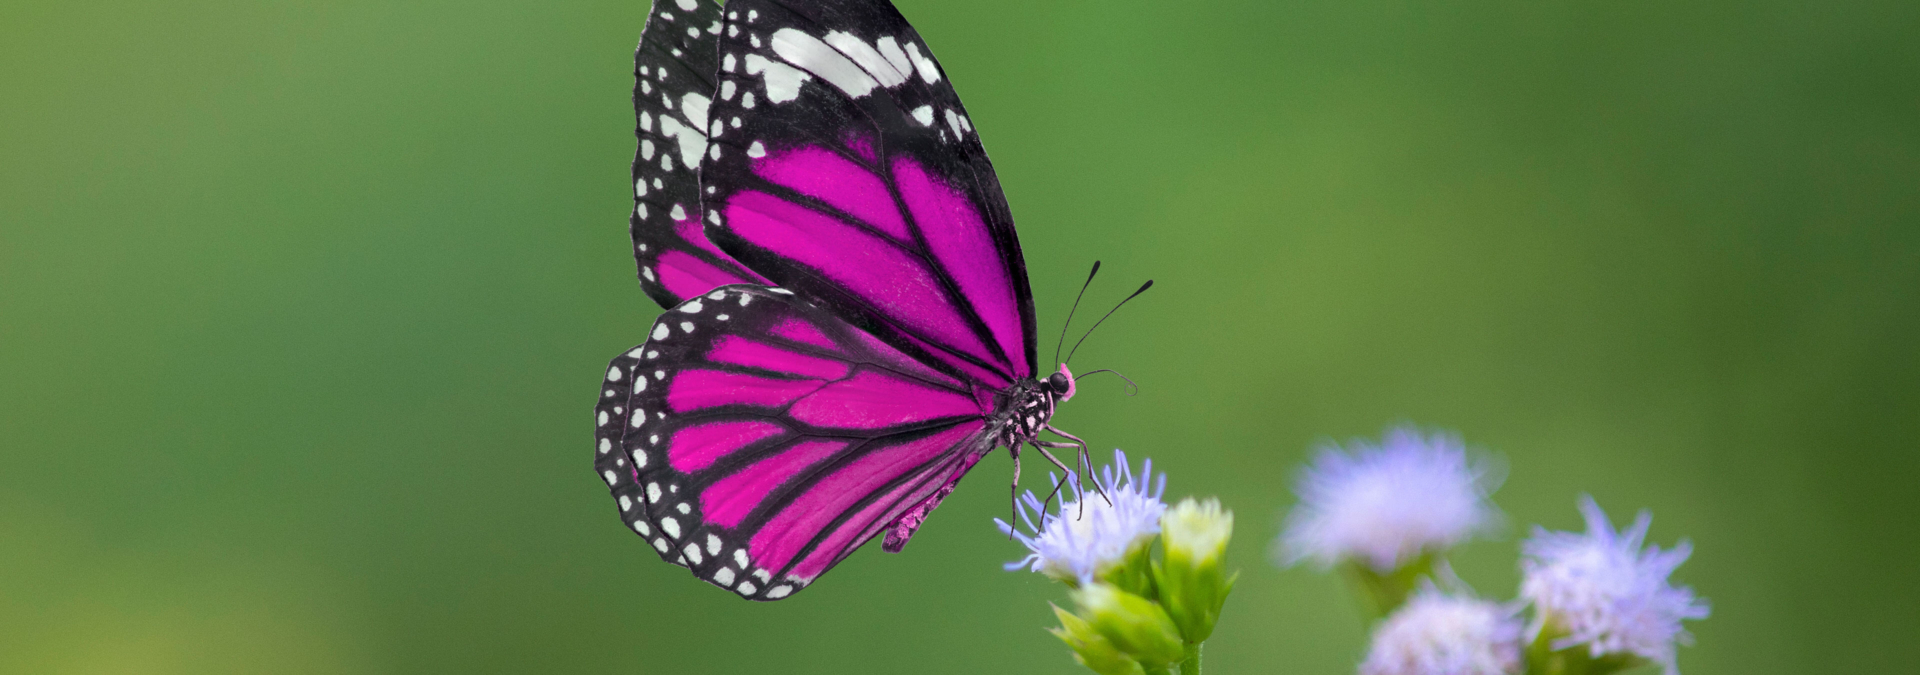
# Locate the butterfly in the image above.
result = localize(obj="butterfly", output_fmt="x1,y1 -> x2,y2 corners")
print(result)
593,0 -> 1147,601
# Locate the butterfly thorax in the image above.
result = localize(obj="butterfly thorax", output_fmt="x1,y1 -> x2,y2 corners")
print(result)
989,379 -> 1057,448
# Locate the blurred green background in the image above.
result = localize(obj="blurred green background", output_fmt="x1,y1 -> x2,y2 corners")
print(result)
4,0 -> 1916,673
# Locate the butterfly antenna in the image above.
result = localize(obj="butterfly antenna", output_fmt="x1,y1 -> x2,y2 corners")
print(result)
1073,369 -> 1139,396
1053,261 -> 1102,368
1063,280 -> 1154,365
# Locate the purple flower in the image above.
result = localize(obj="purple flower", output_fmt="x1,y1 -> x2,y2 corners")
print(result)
1361,584 -> 1523,675
998,449 -> 1167,584
1278,426 -> 1504,571
1520,496 -> 1710,675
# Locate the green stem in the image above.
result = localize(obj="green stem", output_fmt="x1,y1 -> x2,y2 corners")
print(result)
1177,642 -> 1202,675
1341,552 -> 1435,619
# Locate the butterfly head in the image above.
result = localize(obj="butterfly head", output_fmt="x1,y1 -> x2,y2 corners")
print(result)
1047,364 -> 1077,402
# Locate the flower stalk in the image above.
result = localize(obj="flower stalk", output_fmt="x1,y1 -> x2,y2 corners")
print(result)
1341,551 -> 1435,618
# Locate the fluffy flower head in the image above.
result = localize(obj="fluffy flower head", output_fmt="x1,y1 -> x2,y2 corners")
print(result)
1361,585 -> 1523,675
1278,426 -> 1504,571
999,449 -> 1167,583
1520,496 -> 1709,675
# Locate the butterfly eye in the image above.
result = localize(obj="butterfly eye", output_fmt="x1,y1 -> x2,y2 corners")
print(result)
1046,372 -> 1071,395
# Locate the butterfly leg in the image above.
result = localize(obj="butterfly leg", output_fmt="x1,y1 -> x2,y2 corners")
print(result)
1007,443 -> 1022,537
1030,441 -> 1082,516
1044,425 -> 1092,464
1034,439 -> 1110,518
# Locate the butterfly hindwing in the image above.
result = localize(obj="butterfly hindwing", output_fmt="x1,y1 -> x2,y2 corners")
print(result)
697,0 -> 1038,388
632,0 -> 769,308
609,284 -> 996,600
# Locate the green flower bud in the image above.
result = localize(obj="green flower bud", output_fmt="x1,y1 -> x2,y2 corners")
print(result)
1050,603 -> 1147,675
1071,583 -> 1187,667
1156,498 -> 1236,642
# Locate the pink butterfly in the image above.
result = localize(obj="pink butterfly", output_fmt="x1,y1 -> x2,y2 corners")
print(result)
595,0 -> 1145,601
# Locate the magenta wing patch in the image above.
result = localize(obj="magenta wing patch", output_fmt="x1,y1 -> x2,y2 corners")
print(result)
595,284 -> 996,600
630,0 -> 768,308
697,0 -> 1038,386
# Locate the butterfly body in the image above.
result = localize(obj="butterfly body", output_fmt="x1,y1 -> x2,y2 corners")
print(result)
594,0 -> 1117,601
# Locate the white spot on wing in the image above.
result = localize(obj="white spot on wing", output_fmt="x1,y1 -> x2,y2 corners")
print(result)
661,516 -> 681,538
743,54 -> 809,104
905,41 -> 940,83
911,105 -> 934,126
876,37 -> 912,78
683,542 -> 703,564
766,585 -> 792,599
674,0 -> 697,10
720,80 -> 736,100
825,32 -> 907,87
706,534 -> 722,555
713,567 -> 735,586
682,299 -> 703,313
748,141 -> 766,158
652,324 -> 669,340
670,203 -> 687,221
771,29 -> 877,98
657,113 -> 707,174
945,109 -> 966,139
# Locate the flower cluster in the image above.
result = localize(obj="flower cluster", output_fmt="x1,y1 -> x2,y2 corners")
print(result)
1520,496 -> 1710,675
1277,426 -> 1504,614
1361,584 -> 1523,675
1279,426 -> 1504,572
998,450 -> 1167,585
994,427 -> 1710,675
999,450 -> 1236,675
1274,426 -> 1708,675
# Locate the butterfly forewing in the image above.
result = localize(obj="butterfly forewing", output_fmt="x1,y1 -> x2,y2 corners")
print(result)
601,284 -> 997,600
632,0 -> 769,308
697,0 -> 1038,387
